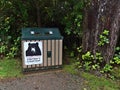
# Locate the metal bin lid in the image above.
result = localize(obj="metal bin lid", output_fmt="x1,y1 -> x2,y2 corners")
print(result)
22,28 -> 63,40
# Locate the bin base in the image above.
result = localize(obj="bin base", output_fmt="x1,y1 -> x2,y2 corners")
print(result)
22,65 -> 62,73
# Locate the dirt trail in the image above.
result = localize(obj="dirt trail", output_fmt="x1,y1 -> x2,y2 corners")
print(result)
0,70 -> 86,90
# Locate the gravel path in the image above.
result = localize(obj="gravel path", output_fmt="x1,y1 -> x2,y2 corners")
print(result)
0,70 -> 86,90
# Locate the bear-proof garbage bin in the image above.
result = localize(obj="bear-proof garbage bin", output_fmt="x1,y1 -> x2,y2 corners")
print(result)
21,28 -> 63,71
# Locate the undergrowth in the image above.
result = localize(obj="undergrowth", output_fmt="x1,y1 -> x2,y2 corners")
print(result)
0,58 -> 23,78
81,72 -> 120,90
63,56 -> 120,90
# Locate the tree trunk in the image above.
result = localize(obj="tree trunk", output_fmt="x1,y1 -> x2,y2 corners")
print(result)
82,0 -> 120,64
35,1 -> 41,27
37,6 -> 41,27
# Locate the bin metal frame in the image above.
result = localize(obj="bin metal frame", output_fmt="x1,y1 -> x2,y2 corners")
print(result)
21,28 -> 63,71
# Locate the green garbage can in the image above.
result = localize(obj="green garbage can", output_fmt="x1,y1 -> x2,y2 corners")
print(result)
21,28 -> 63,71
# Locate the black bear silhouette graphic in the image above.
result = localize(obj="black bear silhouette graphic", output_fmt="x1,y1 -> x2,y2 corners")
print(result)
26,42 -> 41,56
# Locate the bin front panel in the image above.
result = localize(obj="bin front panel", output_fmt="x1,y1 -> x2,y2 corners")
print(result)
22,39 -> 63,69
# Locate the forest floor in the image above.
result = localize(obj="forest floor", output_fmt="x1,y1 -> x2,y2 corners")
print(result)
0,58 -> 120,90
0,70 -> 87,90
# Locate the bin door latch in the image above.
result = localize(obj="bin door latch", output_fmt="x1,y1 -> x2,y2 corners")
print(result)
47,51 -> 52,58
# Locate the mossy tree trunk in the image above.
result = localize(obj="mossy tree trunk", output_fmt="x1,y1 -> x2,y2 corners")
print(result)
82,0 -> 120,64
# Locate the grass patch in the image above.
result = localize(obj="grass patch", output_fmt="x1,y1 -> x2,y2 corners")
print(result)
81,72 -> 120,90
111,67 -> 120,79
63,54 -> 120,90
63,56 -> 77,74
0,58 -> 23,78
63,62 -> 120,90
63,64 -> 77,74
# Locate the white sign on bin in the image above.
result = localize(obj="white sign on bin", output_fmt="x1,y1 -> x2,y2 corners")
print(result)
23,41 -> 43,65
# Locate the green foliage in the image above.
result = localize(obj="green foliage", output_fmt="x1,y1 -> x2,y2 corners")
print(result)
111,67 -> 120,79
82,51 -> 94,60
115,47 -> 120,51
83,61 -> 92,71
74,60 -> 82,69
0,58 -> 22,78
64,60 -> 120,90
76,45 -> 120,79
113,57 -> 120,64
78,29 -> 120,77
81,72 -> 120,90
0,0 -> 86,58
6,37 -> 20,59
92,64 -> 100,70
0,46 -> 6,54
81,51 -> 97,71
74,29 -> 120,79
79,51 -> 103,71
113,47 -> 120,64
62,0 -> 84,36
95,52 -> 103,62
77,51 -> 120,78
77,46 -> 82,53
108,46 -> 120,66
63,64 -> 77,75
103,29 -> 109,35
70,51 -> 75,57
98,29 -> 109,46
0,0 -> 28,58
101,64 -> 113,73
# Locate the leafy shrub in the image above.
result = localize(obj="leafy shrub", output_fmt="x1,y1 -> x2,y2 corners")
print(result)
75,30 -> 120,79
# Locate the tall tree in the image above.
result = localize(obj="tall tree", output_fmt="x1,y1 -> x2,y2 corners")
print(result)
82,0 -> 120,64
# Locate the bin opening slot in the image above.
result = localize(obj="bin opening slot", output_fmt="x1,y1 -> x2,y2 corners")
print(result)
45,31 -> 53,36
30,31 -> 42,36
